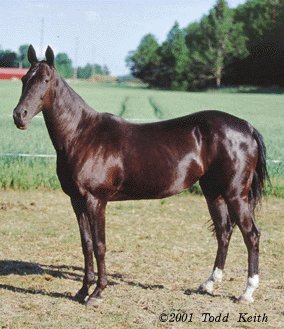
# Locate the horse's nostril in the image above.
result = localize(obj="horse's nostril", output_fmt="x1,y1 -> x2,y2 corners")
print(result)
14,111 -> 21,119
23,110 -> 28,118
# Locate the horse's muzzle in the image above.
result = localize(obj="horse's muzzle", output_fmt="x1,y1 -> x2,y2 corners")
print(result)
13,107 -> 29,129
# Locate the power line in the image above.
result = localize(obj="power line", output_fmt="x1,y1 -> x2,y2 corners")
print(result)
40,18 -> 44,59
73,37 -> 79,80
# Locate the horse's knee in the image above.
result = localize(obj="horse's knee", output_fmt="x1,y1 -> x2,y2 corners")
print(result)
94,242 -> 106,259
82,238 -> 93,255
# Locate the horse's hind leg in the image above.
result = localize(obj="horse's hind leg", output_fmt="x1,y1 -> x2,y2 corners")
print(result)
226,197 -> 260,303
198,193 -> 234,295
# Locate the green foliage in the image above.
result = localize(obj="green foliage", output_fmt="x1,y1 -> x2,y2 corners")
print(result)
234,0 -> 282,50
77,63 -> 108,79
196,0 -> 248,87
0,47 -> 17,67
126,26 -> 190,90
103,64 -> 110,76
126,33 -> 160,85
161,22 -> 190,90
0,157 -> 59,190
222,0 -> 284,86
128,0 -> 249,89
127,34 -> 159,69
94,64 -> 103,75
55,53 -> 74,79
127,0 -> 284,90
77,63 -> 93,79
0,44 -> 31,69
17,45 -> 30,68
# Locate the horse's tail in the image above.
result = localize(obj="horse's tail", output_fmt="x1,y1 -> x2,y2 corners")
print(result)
249,128 -> 271,213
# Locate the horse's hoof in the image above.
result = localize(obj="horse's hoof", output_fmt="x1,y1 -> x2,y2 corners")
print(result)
85,296 -> 104,308
198,282 -> 214,295
236,295 -> 254,303
73,291 -> 88,304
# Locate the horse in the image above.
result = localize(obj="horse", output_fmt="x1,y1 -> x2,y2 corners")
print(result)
13,45 -> 269,307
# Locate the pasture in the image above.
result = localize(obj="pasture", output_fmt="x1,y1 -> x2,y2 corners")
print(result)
0,190 -> 283,328
1,80 -> 284,195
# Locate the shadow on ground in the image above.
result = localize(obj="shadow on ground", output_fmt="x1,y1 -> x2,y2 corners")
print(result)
0,260 -> 165,301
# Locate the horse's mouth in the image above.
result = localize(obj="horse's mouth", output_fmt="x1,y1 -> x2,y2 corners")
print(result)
13,115 -> 29,130
15,122 -> 28,130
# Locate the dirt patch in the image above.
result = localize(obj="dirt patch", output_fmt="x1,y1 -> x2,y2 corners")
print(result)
1,201 -> 36,211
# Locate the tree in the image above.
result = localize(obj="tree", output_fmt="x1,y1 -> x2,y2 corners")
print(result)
0,47 -> 17,67
55,53 -> 73,78
77,63 -> 93,79
234,0 -> 281,51
17,45 -> 30,68
126,33 -> 160,85
77,63 -> 108,79
94,64 -> 103,75
103,65 -> 110,76
127,26 -> 190,90
192,0 -> 248,87
160,22 -> 190,90
223,0 -> 284,86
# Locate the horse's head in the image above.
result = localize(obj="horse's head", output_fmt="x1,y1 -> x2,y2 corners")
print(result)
13,45 -> 55,129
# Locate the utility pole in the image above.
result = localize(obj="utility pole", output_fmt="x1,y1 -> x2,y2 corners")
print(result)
40,18 -> 44,59
74,37 -> 79,80
92,45 -> 96,78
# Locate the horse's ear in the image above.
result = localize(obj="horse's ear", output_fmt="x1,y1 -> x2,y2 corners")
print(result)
45,46 -> 54,66
28,45 -> 38,64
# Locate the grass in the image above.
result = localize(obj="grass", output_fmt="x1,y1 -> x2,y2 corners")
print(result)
0,156 -> 59,190
0,190 -> 283,328
1,80 -> 284,195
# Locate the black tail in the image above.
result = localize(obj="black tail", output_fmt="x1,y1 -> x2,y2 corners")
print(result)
249,128 -> 271,213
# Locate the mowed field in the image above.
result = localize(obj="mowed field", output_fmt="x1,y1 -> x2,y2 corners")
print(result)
0,190 -> 283,328
0,81 -> 284,328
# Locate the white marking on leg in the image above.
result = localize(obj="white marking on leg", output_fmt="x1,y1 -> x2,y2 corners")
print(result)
199,268 -> 223,294
239,274 -> 259,303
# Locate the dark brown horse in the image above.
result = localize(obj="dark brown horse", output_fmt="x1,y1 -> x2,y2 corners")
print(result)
13,45 -> 269,306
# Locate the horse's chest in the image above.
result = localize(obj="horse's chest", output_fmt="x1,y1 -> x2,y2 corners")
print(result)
56,158 -> 79,197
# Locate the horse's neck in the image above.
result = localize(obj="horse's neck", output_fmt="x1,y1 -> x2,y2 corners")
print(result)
43,74 -> 97,153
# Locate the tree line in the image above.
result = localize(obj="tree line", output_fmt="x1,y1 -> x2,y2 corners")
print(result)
0,44 -> 110,79
126,0 -> 284,90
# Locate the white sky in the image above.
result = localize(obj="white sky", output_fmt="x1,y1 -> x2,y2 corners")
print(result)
1,0 -> 247,76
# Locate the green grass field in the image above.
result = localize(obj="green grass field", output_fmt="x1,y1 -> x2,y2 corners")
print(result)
1,80 -> 284,195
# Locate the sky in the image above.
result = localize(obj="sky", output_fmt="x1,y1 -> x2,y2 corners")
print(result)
1,0 -> 247,77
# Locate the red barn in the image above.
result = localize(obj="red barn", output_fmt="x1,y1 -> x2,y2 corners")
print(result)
0,68 -> 28,80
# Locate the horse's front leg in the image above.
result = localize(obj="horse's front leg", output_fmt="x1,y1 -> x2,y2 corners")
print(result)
84,194 -> 108,307
71,197 -> 95,303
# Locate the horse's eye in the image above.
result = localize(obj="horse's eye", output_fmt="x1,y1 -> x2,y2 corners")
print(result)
45,79 -> 50,83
